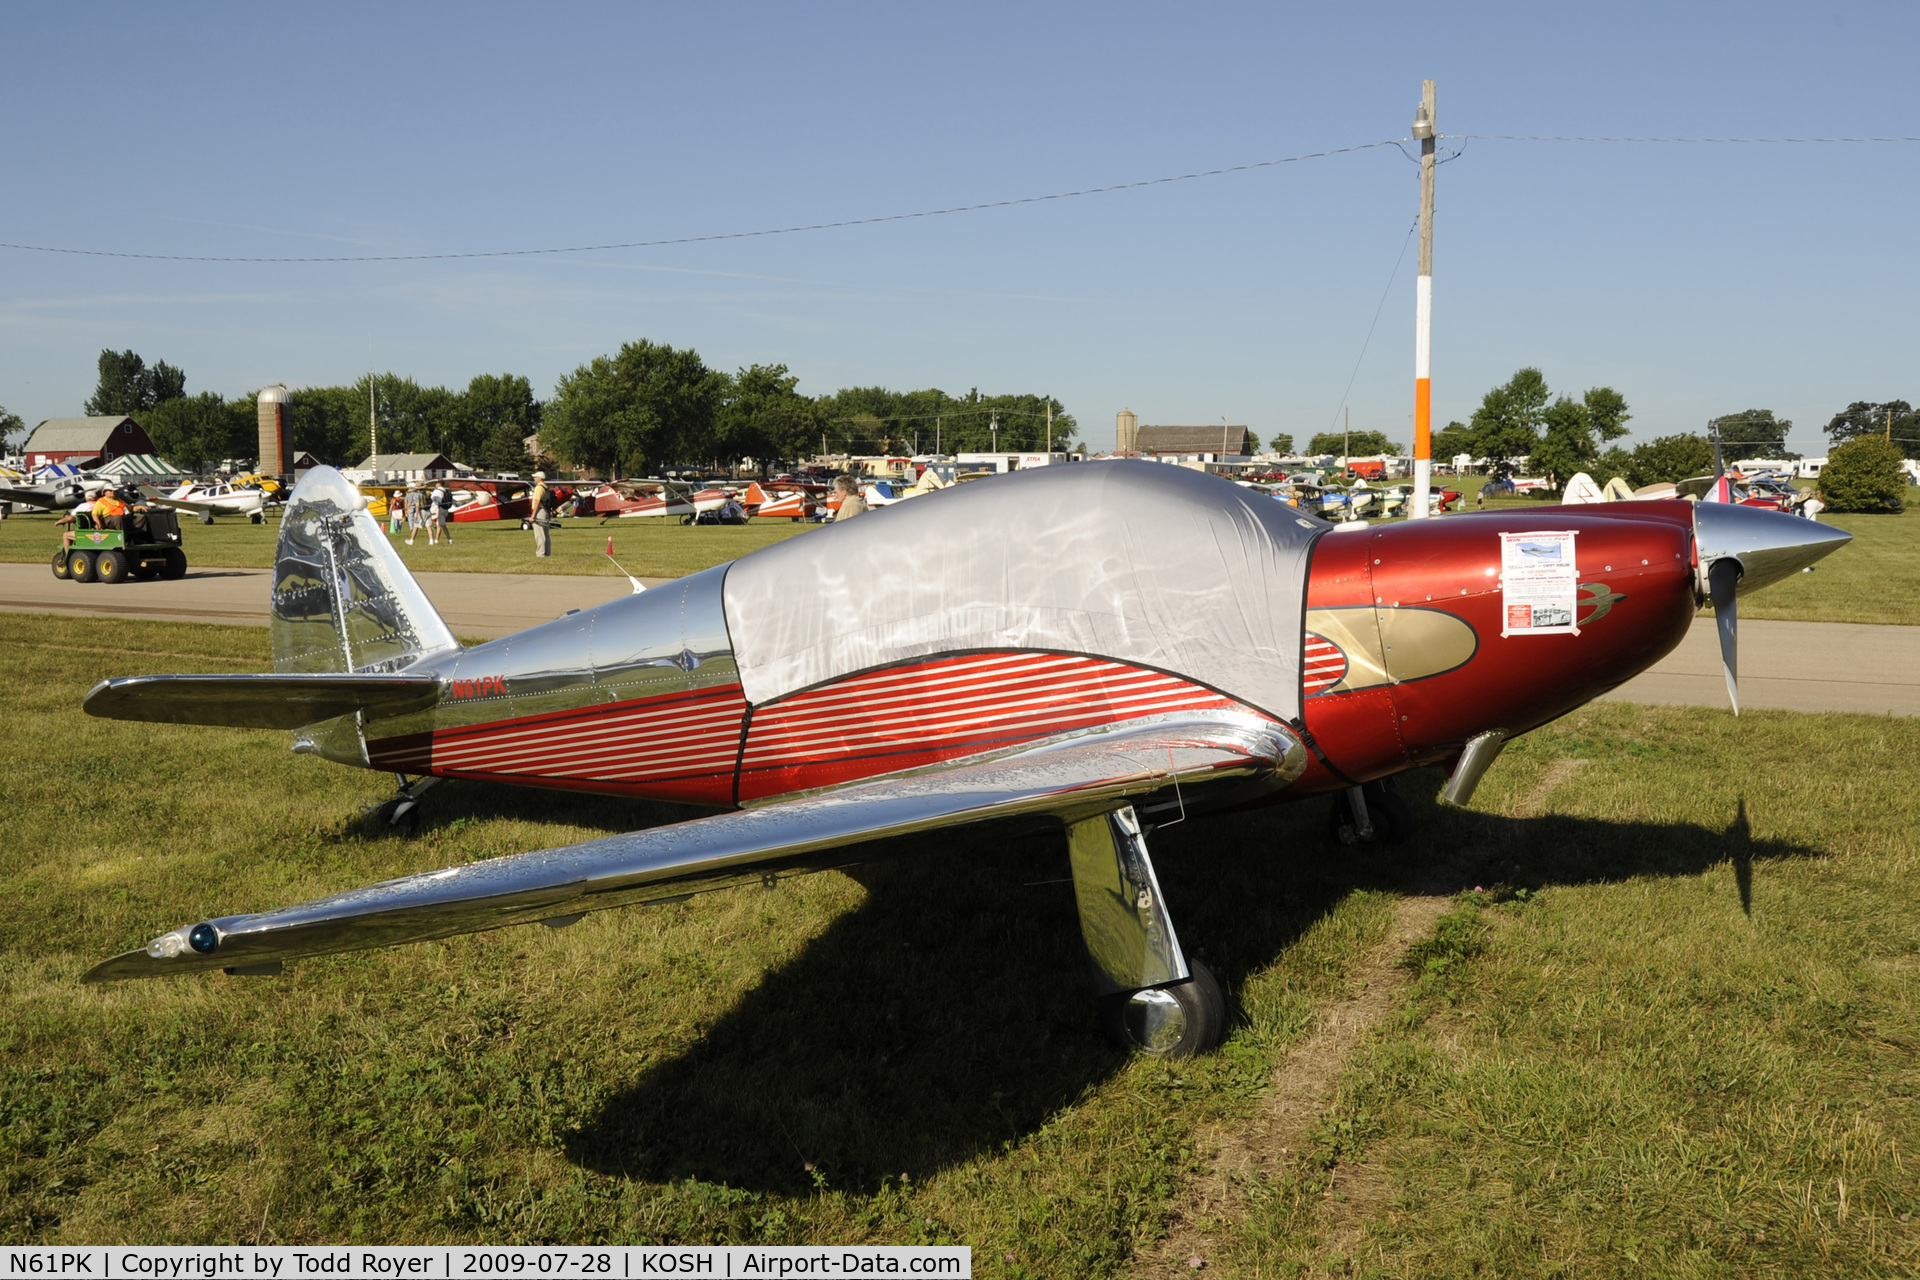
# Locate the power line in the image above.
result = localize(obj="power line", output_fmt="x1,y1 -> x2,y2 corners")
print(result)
1447,133 -> 1920,144
0,140 -> 1403,265
1324,217 -> 1419,435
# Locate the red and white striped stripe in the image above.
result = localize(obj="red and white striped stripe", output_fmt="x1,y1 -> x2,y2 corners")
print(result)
1303,635 -> 1348,696
368,684 -> 746,804
738,652 -> 1245,798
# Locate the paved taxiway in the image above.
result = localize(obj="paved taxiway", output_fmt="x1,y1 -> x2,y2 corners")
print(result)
4,563 -> 1914,716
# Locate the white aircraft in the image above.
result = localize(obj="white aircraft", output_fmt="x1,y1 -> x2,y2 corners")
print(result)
151,479 -> 271,524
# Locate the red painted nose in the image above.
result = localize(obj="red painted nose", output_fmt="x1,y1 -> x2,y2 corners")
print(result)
1298,503 -> 1699,788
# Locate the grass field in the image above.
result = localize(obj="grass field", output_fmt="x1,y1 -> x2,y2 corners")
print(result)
2,612 -> 1915,1273
0,510 -> 815,580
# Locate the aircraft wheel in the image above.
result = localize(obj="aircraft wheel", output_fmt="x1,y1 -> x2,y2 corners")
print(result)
51,549 -> 72,580
162,549 -> 188,580
1328,779 -> 1413,847
1099,960 -> 1226,1058
250,510 -> 264,524
95,550 -> 130,583
70,551 -> 97,583
199,510 -> 215,525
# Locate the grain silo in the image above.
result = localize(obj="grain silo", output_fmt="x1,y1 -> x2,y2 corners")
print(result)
1115,408 -> 1138,453
257,385 -> 292,479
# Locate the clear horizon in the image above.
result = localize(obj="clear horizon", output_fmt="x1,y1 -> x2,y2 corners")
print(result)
4,2 -> 1916,456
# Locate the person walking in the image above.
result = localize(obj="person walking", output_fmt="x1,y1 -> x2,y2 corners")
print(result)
404,484 -> 424,545
387,490 -> 405,536
529,471 -> 553,557
431,481 -> 453,544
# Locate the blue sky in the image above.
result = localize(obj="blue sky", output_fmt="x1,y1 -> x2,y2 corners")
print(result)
3,2 -> 1916,453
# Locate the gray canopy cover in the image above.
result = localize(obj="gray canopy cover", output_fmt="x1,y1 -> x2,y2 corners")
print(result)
722,461 -> 1327,722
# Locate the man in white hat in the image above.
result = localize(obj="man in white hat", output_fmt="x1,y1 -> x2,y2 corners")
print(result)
529,472 -> 553,557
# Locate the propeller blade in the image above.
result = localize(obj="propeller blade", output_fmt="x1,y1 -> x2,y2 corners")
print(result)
1708,556 -> 1742,715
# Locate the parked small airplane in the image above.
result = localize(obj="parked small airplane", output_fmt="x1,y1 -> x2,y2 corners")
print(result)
0,467 -> 110,514
80,462 -> 1849,1057
151,479 -> 271,524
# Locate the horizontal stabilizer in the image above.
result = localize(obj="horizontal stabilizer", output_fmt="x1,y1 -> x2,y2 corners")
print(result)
85,714 -> 1300,982
84,673 -> 441,729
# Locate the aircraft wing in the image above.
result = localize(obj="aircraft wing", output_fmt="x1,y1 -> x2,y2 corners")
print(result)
85,672 -> 442,729
84,715 -> 1294,982
0,483 -> 72,509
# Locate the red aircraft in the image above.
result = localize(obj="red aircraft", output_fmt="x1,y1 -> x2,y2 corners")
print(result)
81,462 -> 1847,1056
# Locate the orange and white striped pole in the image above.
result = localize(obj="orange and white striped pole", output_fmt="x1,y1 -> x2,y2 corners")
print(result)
1410,80 -> 1437,519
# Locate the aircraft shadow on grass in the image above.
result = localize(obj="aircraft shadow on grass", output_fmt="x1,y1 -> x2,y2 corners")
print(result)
474,772 -> 1817,1196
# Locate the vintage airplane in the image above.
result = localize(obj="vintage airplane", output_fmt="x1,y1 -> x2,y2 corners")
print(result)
0,465 -> 110,514
79,461 -> 1849,1057
151,478 -> 272,524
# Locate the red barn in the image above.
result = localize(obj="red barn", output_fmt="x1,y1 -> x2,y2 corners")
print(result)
21,416 -> 155,468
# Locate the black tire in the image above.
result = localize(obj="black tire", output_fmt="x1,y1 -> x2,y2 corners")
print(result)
162,549 -> 187,579
69,551 -> 97,583
51,549 -> 71,580
199,510 -> 215,525
96,550 -> 130,583
1099,959 -> 1226,1058
1327,777 -> 1414,847
250,510 -> 263,524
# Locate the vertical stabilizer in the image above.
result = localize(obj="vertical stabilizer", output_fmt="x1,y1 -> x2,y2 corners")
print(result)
272,466 -> 458,674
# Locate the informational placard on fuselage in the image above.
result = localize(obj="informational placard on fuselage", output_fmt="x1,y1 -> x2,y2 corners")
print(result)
1499,530 -> 1580,637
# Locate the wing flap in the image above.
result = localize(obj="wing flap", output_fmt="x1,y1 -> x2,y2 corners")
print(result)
85,715 -> 1300,982
84,673 -> 442,729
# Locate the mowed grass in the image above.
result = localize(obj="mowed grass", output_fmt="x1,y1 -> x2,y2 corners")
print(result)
1,616 -> 1916,1274
1220,705 -> 1920,1277
0,510 -> 816,580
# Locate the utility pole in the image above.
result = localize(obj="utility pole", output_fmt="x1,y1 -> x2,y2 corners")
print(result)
1046,402 -> 1053,454
936,415 -> 942,454
1410,79 -> 1437,519
368,372 -> 377,465
990,413 -> 999,452
1888,407 -> 1894,442
1344,405 -> 1350,465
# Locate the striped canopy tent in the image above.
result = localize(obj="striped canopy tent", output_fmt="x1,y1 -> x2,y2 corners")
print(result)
95,454 -> 191,480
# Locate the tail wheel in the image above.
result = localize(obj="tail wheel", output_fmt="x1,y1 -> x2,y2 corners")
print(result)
96,550 -> 130,583
51,549 -> 71,580
69,551 -> 97,583
1099,960 -> 1226,1058
162,549 -> 188,579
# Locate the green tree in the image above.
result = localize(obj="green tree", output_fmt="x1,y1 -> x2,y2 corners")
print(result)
1710,409 -> 1794,459
1432,420 -> 1476,462
0,404 -> 24,449
544,339 -> 722,476
140,392 -> 256,470
816,386 -> 1075,455
1306,430 -> 1400,456
84,349 -> 186,416
461,373 -> 542,473
717,364 -> 828,469
1468,368 -> 1552,477
1626,434 -> 1714,487
1532,386 -> 1631,488
1826,400 -> 1920,459
1820,436 -> 1907,512
1595,445 -> 1634,486
288,385 -> 373,466
1264,432 -> 1293,455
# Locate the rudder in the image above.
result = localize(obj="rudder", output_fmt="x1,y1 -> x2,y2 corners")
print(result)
272,466 -> 459,674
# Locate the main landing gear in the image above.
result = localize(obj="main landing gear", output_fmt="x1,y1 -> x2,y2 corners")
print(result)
370,773 -> 442,834
1066,805 -> 1228,1058
1327,777 -> 1412,847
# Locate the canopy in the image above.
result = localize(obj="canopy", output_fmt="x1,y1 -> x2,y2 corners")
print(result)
723,460 -> 1327,723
